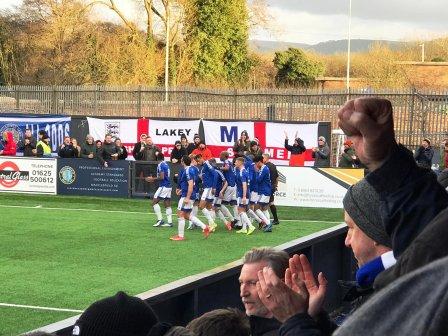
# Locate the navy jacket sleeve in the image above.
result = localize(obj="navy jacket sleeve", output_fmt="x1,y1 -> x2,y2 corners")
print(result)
285,139 -> 294,152
365,144 -> 448,257
279,313 -> 322,336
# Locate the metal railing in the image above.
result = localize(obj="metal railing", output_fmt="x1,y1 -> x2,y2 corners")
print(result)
0,86 -> 447,148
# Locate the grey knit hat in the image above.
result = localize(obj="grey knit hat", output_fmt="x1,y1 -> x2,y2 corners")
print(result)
343,179 -> 392,248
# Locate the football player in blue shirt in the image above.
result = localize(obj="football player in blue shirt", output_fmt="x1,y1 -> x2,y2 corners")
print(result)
195,154 -> 218,232
234,157 -> 256,235
145,152 -> 173,227
253,155 -> 273,232
187,155 -> 202,230
170,155 -> 210,241
219,151 -> 240,227
212,168 -> 233,231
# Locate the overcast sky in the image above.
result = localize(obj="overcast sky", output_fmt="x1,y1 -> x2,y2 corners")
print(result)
1,0 -> 447,44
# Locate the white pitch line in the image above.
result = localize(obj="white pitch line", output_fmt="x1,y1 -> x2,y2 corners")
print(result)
0,204 -> 342,224
0,302 -> 83,313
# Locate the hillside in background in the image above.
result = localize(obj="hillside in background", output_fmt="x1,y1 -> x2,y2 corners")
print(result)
250,39 -> 407,54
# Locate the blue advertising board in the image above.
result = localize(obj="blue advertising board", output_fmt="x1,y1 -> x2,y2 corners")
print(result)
0,113 -> 71,153
57,158 -> 130,197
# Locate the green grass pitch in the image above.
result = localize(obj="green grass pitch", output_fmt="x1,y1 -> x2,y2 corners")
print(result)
0,193 -> 343,335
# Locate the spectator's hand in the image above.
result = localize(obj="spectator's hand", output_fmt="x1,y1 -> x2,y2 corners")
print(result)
257,267 -> 309,323
338,98 -> 396,171
284,131 -> 288,140
295,131 -> 298,138
312,147 -> 318,152
288,254 -> 327,319
172,158 -> 178,164
140,145 -> 145,152
145,176 -> 154,183
61,144 -> 65,149
88,153 -> 94,158
104,162 -> 108,168
32,149 -> 37,154
25,139 -> 30,145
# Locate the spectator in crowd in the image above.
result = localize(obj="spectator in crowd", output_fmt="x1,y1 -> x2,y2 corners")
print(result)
192,141 -> 213,161
187,308 -> 250,336
443,140 -> 448,171
233,130 -> 251,156
36,133 -> 51,157
249,141 -> 263,157
95,140 -> 103,155
284,131 -> 306,166
239,247 -> 289,336
414,138 -> 434,169
171,140 -> 187,163
71,291 -> 160,336
262,154 -> 280,225
338,140 -> 358,168
71,138 -> 81,158
115,138 -> 128,160
133,134 -> 147,160
98,134 -> 118,167
137,136 -> 162,161
193,134 -> 201,149
0,131 -> 17,156
81,135 -> 96,159
180,134 -> 195,155
58,136 -> 78,158
312,136 -> 330,167
17,129 -> 36,157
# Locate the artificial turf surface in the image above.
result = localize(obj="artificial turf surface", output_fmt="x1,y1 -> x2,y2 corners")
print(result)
0,193 -> 343,335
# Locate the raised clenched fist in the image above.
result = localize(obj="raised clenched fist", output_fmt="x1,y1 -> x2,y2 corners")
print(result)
338,98 -> 396,171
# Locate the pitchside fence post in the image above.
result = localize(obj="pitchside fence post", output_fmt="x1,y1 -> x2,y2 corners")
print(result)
233,89 -> 237,119
14,86 -> 20,109
51,86 -> 58,114
408,88 -> 416,147
136,85 -> 142,117
94,85 -> 99,116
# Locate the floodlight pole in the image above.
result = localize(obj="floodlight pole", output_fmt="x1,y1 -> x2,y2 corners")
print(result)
346,0 -> 352,92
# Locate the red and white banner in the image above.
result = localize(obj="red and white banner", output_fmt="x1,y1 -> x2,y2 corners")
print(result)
87,118 -> 319,164
87,118 -> 201,158
203,120 -> 319,165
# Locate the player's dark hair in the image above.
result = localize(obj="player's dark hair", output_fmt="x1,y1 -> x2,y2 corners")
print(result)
181,155 -> 192,166
194,154 -> 203,161
253,155 -> 264,163
156,152 -> 165,161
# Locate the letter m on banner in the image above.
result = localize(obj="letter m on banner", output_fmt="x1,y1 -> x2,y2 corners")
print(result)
220,126 -> 238,143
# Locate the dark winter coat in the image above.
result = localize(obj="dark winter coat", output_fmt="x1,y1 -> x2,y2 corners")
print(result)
284,139 -> 306,155
98,142 -> 118,165
339,148 -> 356,168
58,144 -> 78,158
116,145 -> 128,160
312,145 -> 330,167
81,142 -> 96,159
250,316 -> 282,336
18,136 -> 36,157
414,146 -> 434,169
